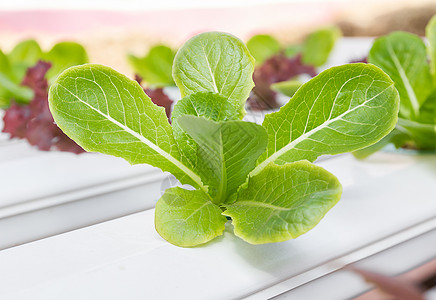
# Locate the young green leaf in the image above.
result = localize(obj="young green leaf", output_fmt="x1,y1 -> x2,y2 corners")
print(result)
7,40 -> 42,84
0,49 -> 20,84
302,26 -> 341,67
0,49 -> 33,105
172,32 -> 255,117
368,32 -> 433,120
172,92 -> 239,169
397,118 -> 436,150
8,39 -> 42,66
0,73 -> 34,104
246,34 -> 281,66
155,187 -> 228,247
418,91 -> 436,125
253,63 -> 399,175
128,45 -> 175,87
426,15 -> 436,83
48,64 -> 204,189
224,161 -> 342,244
177,115 -> 267,203
271,80 -> 302,97
43,42 -> 88,83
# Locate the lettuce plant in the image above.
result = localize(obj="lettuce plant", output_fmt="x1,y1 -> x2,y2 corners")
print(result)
48,32 -> 399,247
0,43 -> 37,107
1,40 -> 88,153
0,40 -> 88,108
2,61 -> 85,153
354,16 -> 436,158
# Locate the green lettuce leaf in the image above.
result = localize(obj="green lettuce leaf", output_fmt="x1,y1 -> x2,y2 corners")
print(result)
0,49 -> 14,78
177,115 -> 267,203
172,92 -> 239,175
397,118 -> 436,150
271,80 -> 303,97
418,91 -> 436,125
427,15 -> 436,84
352,128 -> 411,159
8,40 -> 42,83
48,64 -> 204,189
0,49 -> 17,105
246,34 -> 281,65
0,52 -> 10,107
224,161 -> 342,244
43,42 -> 88,83
8,39 -> 42,67
172,32 -> 255,117
0,49 -> 33,105
302,26 -> 341,67
0,73 -> 34,104
252,63 -> 399,175
155,187 -> 227,247
128,45 -> 175,87
368,32 -> 433,120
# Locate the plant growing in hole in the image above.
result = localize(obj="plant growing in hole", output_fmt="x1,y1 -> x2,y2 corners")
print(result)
354,15 -> 436,158
48,32 -> 399,247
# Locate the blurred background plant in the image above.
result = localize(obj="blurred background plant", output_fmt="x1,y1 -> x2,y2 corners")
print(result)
2,0 -> 436,153
1,40 -> 88,152
354,15 -> 436,158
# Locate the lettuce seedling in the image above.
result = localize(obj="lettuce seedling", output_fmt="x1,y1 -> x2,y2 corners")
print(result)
2,61 -> 85,153
0,45 -> 36,107
48,32 -> 399,247
0,40 -> 88,108
354,16 -> 436,158
1,40 -> 89,152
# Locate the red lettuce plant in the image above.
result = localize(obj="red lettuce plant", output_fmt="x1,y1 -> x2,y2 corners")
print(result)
135,74 -> 173,122
2,61 -> 85,153
247,54 -> 316,110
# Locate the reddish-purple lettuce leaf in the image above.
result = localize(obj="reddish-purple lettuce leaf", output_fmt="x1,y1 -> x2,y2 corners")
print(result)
2,61 -> 85,153
2,102 -> 31,138
144,88 -> 173,122
247,54 -> 317,111
135,74 -> 173,122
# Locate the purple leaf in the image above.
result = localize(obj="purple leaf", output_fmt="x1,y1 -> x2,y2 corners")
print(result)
247,53 -> 317,111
